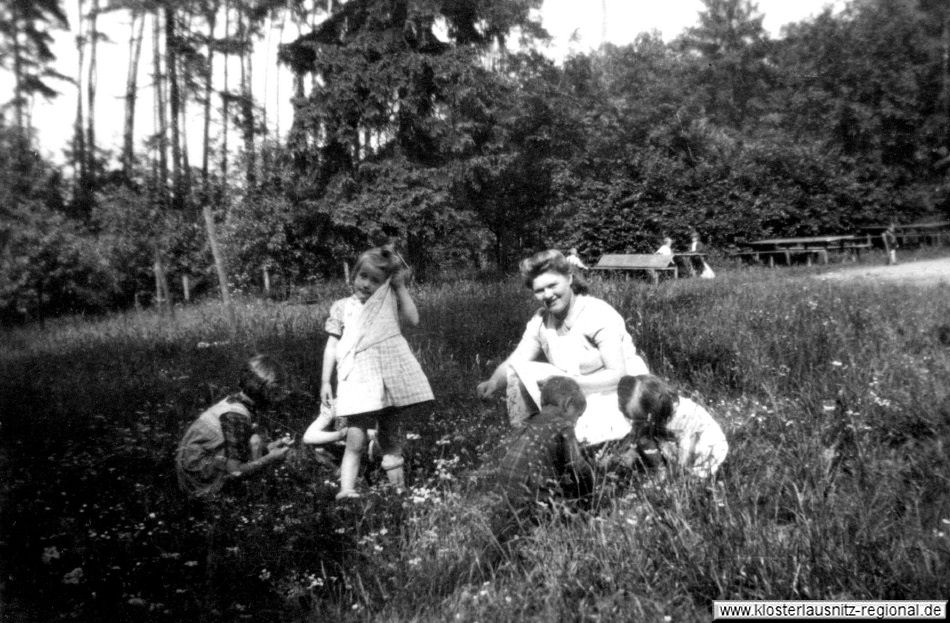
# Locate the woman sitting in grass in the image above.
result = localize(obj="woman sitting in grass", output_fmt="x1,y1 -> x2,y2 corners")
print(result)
616,374 -> 728,478
476,249 -> 649,446
175,354 -> 293,497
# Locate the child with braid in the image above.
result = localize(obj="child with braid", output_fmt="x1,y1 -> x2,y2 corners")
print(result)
616,374 -> 728,478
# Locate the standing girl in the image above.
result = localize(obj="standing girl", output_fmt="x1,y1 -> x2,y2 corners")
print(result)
321,245 -> 434,499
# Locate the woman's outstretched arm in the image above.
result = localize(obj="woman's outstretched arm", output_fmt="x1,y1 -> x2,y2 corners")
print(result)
477,339 -> 542,399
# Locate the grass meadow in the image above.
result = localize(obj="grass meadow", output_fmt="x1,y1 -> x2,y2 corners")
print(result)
2,254 -> 950,621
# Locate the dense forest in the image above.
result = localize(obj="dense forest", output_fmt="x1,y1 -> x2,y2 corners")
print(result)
2,0 -> 950,321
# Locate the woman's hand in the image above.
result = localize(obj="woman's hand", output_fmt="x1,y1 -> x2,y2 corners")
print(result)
476,379 -> 498,400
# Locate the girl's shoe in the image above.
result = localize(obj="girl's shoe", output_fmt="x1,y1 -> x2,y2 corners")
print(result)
335,489 -> 361,501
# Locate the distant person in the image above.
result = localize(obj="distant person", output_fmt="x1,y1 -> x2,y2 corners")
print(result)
690,229 -> 716,279
882,224 -> 898,265
689,229 -> 704,253
488,377 -> 595,547
565,247 -> 588,271
321,244 -> 433,499
616,374 -> 728,478
176,354 -> 293,497
655,236 -> 674,256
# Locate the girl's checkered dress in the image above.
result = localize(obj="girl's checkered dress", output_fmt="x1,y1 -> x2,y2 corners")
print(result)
328,284 -> 433,417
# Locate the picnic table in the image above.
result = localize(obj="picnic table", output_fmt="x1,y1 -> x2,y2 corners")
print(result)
732,235 -> 867,266
860,220 -> 950,247
593,253 -> 678,280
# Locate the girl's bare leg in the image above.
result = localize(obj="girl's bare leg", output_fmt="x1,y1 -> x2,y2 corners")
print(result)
337,426 -> 367,499
378,409 -> 405,490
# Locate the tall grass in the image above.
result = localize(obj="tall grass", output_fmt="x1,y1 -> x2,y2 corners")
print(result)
2,263 -> 949,621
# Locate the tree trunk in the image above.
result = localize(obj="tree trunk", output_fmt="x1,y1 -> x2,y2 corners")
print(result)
153,10 -> 169,205
73,0 -> 87,200
202,203 -> 236,329
274,9 -> 286,138
153,248 -> 173,314
123,10 -> 145,181
11,6 -> 24,138
10,4 -> 30,176
86,0 -> 99,187
220,0 -> 230,200
202,4 -> 217,196
165,5 -> 183,209
240,13 -> 256,187
182,274 -> 191,303
943,7 -> 950,151
179,12 -> 193,197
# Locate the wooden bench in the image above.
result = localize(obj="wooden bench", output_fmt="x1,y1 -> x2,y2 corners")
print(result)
840,242 -> 872,258
593,254 -> 678,280
730,248 -> 828,266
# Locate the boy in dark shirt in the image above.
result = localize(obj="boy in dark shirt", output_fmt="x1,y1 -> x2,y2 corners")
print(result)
489,376 -> 595,547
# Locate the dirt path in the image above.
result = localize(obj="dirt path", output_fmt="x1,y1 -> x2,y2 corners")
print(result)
815,257 -> 950,286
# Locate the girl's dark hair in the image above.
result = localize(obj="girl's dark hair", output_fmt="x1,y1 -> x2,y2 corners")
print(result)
519,249 -> 589,294
238,354 -> 285,407
352,244 -> 402,282
619,374 -> 676,439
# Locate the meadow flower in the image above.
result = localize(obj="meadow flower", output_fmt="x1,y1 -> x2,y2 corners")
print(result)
42,546 -> 60,563
62,567 -> 83,584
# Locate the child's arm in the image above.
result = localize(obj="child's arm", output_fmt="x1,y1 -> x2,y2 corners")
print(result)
391,270 -> 420,327
561,429 -> 595,501
225,448 -> 288,475
321,335 -> 339,406
221,419 -> 289,476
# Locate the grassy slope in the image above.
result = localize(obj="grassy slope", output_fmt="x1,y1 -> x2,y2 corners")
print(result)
1,258 -> 949,621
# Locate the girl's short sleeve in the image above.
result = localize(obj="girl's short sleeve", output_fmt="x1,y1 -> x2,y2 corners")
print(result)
325,299 -> 345,337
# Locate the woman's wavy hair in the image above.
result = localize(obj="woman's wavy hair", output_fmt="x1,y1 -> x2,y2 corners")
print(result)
238,354 -> 287,407
519,249 -> 589,294
352,244 -> 402,283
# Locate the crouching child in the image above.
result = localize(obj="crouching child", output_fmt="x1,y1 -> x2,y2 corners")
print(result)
616,374 -> 728,478
176,354 -> 293,497
488,376 -> 595,549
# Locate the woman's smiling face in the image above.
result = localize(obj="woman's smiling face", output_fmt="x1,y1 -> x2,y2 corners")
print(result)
531,270 -> 573,319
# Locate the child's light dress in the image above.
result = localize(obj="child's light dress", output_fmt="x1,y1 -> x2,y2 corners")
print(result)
327,282 -> 433,417
659,396 -> 728,477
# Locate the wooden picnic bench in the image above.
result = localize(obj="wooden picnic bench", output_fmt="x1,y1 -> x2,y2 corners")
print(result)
729,248 -> 828,266
593,254 -> 678,279
861,221 -> 950,248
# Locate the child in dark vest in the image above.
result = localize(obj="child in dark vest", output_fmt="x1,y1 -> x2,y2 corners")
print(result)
489,376 -> 596,547
176,354 -> 293,497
